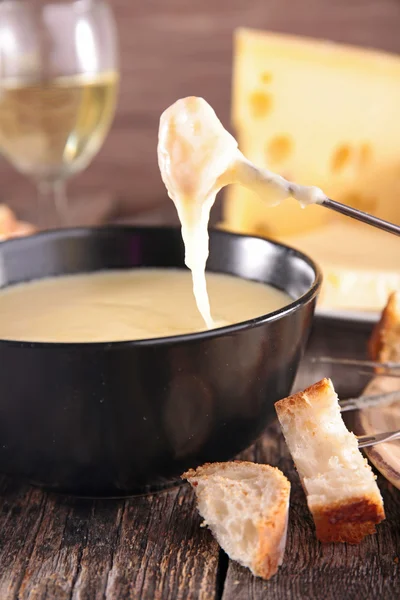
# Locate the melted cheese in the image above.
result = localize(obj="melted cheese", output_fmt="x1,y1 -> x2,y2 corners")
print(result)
157,96 -> 326,327
157,97 -> 238,328
0,269 -> 291,342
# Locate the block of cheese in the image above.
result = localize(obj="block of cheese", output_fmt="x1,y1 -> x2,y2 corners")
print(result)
226,28 -> 400,235
279,221 -> 400,313
222,29 -> 400,311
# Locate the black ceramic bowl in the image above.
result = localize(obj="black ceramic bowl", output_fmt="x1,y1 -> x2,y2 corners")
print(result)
0,226 -> 321,497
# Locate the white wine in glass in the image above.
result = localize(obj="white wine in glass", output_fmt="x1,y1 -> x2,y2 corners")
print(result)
0,0 -> 119,227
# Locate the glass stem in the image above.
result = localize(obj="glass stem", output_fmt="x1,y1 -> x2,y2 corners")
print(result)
37,179 -> 68,228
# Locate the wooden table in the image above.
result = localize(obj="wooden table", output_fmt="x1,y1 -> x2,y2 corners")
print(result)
0,318 -> 399,600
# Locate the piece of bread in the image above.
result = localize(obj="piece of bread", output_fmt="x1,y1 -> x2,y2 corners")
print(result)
182,461 -> 290,580
0,204 -> 36,242
369,291 -> 400,363
0,204 -> 17,235
275,378 -> 385,544
356,293 -> 400,490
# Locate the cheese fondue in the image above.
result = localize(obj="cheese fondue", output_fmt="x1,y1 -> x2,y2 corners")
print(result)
0,269 -> 291,343
157,96 -> 325,328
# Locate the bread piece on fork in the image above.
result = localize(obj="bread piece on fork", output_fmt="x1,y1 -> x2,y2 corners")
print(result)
369,291 -> 400,363
182,461 -> 290,580
275,378 -> 385,544
359,292 -> 400,489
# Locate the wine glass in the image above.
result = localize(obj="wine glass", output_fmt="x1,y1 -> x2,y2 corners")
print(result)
0,0 -> 119,227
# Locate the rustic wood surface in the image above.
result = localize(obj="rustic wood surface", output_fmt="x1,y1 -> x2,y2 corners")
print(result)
0,318 -> 399,600
3,0 -> 400,224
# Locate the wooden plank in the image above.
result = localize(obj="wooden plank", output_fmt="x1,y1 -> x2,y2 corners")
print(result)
0,482 -> 220,600
70,501 -> 125,600
104,485 -> 220,600
16,497 -> 123,600
0,479 -> 47,599
18,498 -> 87,600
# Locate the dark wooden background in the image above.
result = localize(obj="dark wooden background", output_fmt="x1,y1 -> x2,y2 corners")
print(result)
2,0 -> 400,224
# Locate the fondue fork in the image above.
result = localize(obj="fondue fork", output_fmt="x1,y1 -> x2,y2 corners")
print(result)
311,357 -> 400,400
319,198 -> 400,237
264,165 -> 400,236
234,156 -> 400,236
310,355 -> 400,448
339,389 -> 400,412
357,430 -> 400,449
311,357 -> 400,379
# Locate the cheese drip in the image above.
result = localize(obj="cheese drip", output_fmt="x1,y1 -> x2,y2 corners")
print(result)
157,96 -> 326,328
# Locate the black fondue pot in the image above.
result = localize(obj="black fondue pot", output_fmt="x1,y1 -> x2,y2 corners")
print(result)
0,226 -> 321,497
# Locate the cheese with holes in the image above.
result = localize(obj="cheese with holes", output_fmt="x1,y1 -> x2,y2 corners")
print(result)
222,29 -> 400,312
226,28 -> 400,235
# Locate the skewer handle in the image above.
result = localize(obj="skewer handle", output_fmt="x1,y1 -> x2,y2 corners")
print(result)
321,198 -> 400,237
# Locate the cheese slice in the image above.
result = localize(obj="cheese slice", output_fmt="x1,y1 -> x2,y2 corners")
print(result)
223,29 -> 400,311
279,222 -> 400,313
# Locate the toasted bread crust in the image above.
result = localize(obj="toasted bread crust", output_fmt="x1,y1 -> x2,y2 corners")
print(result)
311,496 -> 385,544
275,377 -> 333,418
183,460 -> 290,580
183,460 -> 287,483
369,292 -> 400,362
360,292 -> 400,489
254,500 -> 289,578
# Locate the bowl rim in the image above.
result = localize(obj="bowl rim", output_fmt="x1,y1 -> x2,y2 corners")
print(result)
0,225 -> 322,349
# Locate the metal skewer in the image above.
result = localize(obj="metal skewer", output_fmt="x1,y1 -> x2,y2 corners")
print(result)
339,390 -> 400,412
311,357 -> 400,370
311,356 -> 400,378
309,355 -> 400,448
357,430 -> 400,449
321,198 -> 400,237
310,356 -> 400,407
